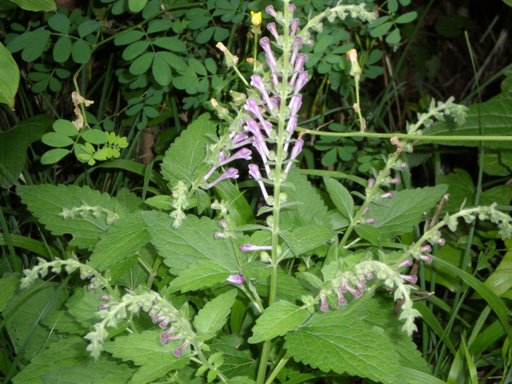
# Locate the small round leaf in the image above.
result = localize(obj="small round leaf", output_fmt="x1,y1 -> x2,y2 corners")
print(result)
53,119 -> 78,136
41,148 -> 70,164
42,132 -> 74,147
71,40 -> 92,64
48,14 -> 70,34
82,129 -> 108,144
53,36 -> 72,63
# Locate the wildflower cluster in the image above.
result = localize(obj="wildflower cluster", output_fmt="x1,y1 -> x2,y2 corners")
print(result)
59,203 -> 119,225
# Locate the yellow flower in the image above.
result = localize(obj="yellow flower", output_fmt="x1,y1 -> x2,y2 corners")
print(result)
250,11 -> 262,27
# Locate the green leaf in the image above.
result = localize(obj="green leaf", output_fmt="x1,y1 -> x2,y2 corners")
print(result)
42,132 -> 74,147
324,177 -> 354,220
249,301 -> 309,344
210,336 -> 257,378
130,52 -> 154,75
105,329 -> 187,366
9,0 -> 56,11
355,185 -> 448,243
0,42 -> 20,108
48,13 -> 69,34
385,28 -> 401,45
188,58 -> 207,75
0,274 -> 20,312
194,289 -> 238,340
128,0 -> 148,13
89,211 -> 150,272
281,170 -> 330,229
17,184 -> 130,249
395,11 -> 417,24
438,169 -> 474,212
78,20 -> 102,38
147,19 -> 173,34
370,21 -> 392,37
144,195 -> 172,210
423,91 -> 512,148
504,0 -> 512,7
156,51 -> 187,72
161,113 -> 216,186
82,129 -> 108,144
53,119 -> 78,136
281,225 -> 334,257
66,287 -> 102,327
122,40 -> 150,61
403,368 -> 447,384
143,212 -> 238,275
41,148 -> 70,164
22,29 -> 50,62
169,259 -> 230,293
284,310 -> 405,384
152,53 -> 171,86
114,30 -> 145,46
12,337 -> 87,384
71,39 -> 91,64
43,359 -> 133,384
153,36 -> 187,52
53,36 -> 72,63
0,115 -> 52,188
213,181 -> 255,226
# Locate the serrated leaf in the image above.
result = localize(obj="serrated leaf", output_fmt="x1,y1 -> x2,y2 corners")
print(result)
161,113 -> 216,186
129,360 -> 184,384
281,170 -> 330,229
42,132 -> 74,147
41,148 -> 70,164
249,301 -> 309,344
285,310 -> 404,384
0,42 -> 20,108
210,336 -> 257,378
324,177 -> 354,220
142,212 -> 238,274
89,211 -> 150,272
17,184 -> 130,249
105,330 -> 187,366
43,359 -> 133,384
65,287 -> 101,328
281,225 -> 333,257
169,259 -> 230,293
355,185 -> 448,243
194,289 -> 238,340
12,337 -> 87,384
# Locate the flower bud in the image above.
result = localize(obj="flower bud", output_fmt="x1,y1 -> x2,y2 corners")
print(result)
250,11 -> 262,27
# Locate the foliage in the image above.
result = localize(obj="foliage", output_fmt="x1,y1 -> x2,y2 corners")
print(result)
1,1 -> 512,384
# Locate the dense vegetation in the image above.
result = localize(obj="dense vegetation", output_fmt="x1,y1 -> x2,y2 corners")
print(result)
1,0 -> 511,383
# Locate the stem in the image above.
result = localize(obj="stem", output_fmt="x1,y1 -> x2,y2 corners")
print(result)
298,129 -> 512,142
353,75 -> 366,131
264,355 -> 290,384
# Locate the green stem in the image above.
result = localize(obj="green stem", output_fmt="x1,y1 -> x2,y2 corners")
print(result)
264,355 -> 290,384
353,75 -> 366,131
298,129 -> 512,142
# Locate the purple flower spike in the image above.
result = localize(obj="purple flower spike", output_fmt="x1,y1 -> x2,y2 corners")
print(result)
284,115 -> 298,152
293,71 -> 308,94
267,22 -> 279,41
207,167 -> 239,189
173,342 -> 189,357
420,255 -> 433,264
294,54 -> 307,73
347,285 -> 361,298
289,95 -> 302,115
337,289 -> 347,305
251,75 -> 274,111
226,274 -> 245,286
320,294 -> 329,312
290,18 -> 300,36
220,148 -> 252,166
285,139 -> 304,173
400,274 -> 418,284
245,119 -> 266,145
240,244 -> 272,252
265,5 -> 277,17
398,259 -> 413,268
251,137 -> 271,177
259,37 -> 278,74
232,132 -> 249,144
245,99 -> 272,135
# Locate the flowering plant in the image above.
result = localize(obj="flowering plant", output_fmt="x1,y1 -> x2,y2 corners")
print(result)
9,2 -> 512,384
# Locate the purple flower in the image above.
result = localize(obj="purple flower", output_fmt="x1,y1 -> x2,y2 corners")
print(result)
98,304 -> 108,310
160,332 -> 180,345
215,232 -> 225,239
421,245 -> 432,253
438,238 -> 446,246
220,148 -> 252,166
285,139 -> 304,173
289,95 -> 302,115
420,255 -> 433,264
249,163 -> 270,201
244,99 -> 272,135
219,219 -> 227,228
390,177 -> 401,185
240,244 -> 272,252
347,285 -> 361,298
381,191 -> 394,199
400,274 -> 418,284
365,217 -> 376,224
288,3 -> 296,12
290,18 -> 300,36
159,320 -> 168,329
251,136 -> 271,177
293,71 -> 308,94
337,289 -> 347,305
398,259 -> 413,268
340,283 -> 348,293
231,132 -> 249,145
251,75 -> 274,111
260,37 -> 278,75
207,167 -> 239,189
100,295 -> 109,301
368,178 -> 376,188
320,294 -> 329,312
226,274 -> 245,286
290,37 -> 303,66
358,278 -> 367,292
267,22 -> 279,41
283,115 -> 298,153
173,342 -> 189,357
265,5 -> 277,17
